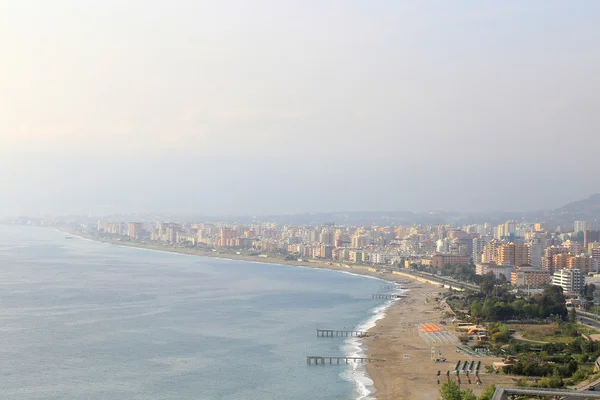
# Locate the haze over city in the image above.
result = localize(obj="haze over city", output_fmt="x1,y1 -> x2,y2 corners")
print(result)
1,1 -> 599,216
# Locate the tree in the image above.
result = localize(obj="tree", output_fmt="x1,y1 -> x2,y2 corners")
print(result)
461,388 -> 476,400
470,300 -> 482,318
480,279 -> 494,296
477,383 -> 496,400
439,380 -> 462,400
439,381 -> 479,400
569,307 -> 577,324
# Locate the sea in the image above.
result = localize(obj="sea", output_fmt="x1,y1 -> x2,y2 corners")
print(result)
0,226 -> 399,400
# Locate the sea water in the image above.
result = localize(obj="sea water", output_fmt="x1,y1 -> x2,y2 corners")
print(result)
0,226 -> 395,400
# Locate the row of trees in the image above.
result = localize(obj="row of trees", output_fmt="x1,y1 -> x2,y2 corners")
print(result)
468,285 -> 567,321
439,382 -> 496,400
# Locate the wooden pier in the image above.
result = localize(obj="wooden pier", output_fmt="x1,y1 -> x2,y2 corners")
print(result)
317,329 -> 377,338
307,356 -> 386,365
372,293 -> 404,300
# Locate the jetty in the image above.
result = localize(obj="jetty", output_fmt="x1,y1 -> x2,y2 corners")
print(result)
372,293 -> 404,300
316,329 -> 378,338
307,356 -> 386,365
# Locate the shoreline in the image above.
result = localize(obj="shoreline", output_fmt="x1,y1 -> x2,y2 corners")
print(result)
59,229 -> 411,284
57,229 -> 482,399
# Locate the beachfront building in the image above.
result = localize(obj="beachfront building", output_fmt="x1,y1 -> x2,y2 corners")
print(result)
127,222 -> 144,239
431,254 -> 470,269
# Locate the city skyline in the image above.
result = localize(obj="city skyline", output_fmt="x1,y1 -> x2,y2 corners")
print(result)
12,213 -> 600,295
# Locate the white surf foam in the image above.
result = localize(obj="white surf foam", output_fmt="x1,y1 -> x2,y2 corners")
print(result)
340,289 -> 404,400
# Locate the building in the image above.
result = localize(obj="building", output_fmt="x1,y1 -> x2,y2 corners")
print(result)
593,246 -> 600,263
534,222 -> 548,232
584,230 -> 600,249
431,254 -> 470,269
218,227 -> 237,247
511,266 -> 552,288
127,222 -> 143,239
318,245 -> 334,259
562,240 -> 583,255
475,263 -> 495,276
567,254 -> 595,274
552,268 -> 584,294
553,253 -> 570,271
472,237 -> 489,263
482,240 -> 500,263
542,246 -> 569,273
574,221 -> 589,233
476,263 -> 515,281
497,242 -> 530,266
528,241 -> 544,268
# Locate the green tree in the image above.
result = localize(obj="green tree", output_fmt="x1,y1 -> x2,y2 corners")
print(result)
470,300 -> 482,318
477,383 -> 496,400
569,307 -> 577,324
439,380 -> 462,400
480,279 -> 494,296
461,388 -> 476,400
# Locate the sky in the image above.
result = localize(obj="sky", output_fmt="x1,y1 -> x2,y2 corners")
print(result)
1,0 -> 599,216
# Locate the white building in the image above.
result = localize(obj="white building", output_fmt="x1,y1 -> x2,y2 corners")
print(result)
552,268 -> 584,294
476,263 -> 515,281
436,239 -> 449,253
574,221 -> 589,233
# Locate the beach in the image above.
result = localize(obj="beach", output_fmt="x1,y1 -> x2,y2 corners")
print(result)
365,281 -> 512,399
61,230 -> 512,399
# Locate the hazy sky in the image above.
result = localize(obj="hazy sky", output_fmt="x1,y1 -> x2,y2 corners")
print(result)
1,1 -> 599,216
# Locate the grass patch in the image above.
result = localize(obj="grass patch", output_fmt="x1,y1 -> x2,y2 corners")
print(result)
510,323 -> 598,343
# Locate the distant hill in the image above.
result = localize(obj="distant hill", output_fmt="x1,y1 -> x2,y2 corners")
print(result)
540,193 -> 600,230
555,193 -> 600,214
82,194 -> 600,229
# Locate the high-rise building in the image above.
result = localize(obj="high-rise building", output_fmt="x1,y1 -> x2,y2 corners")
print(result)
219,227 -> 237,247
128,222 -> 143,239
494,225 -> 505,240
562,240 -> 583,255
472,237 -> 488,263
542,246 -> 569,273
584,230 -> 600,249
167,226 -> 179,244
497,242 -> 530,266
567,254 -> 594,274
534,222 -> 548,232
552,268 -> 584,294
504,221 -> 517,236
574,221 -> 589,233
528,241 -> 545,268
482,240 -> 500,263
319,229 -> 333,245
593,247 -> 600,270
553,253 -> 570,271
319,245 -> 334,259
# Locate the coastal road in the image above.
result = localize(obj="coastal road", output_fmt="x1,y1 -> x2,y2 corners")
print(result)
396,270 -> 480,292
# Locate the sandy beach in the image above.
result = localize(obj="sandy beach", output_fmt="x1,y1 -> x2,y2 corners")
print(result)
365,281 -> 512,399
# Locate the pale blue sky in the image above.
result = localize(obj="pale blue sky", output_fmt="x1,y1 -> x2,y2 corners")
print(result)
1,1 -> 599,216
